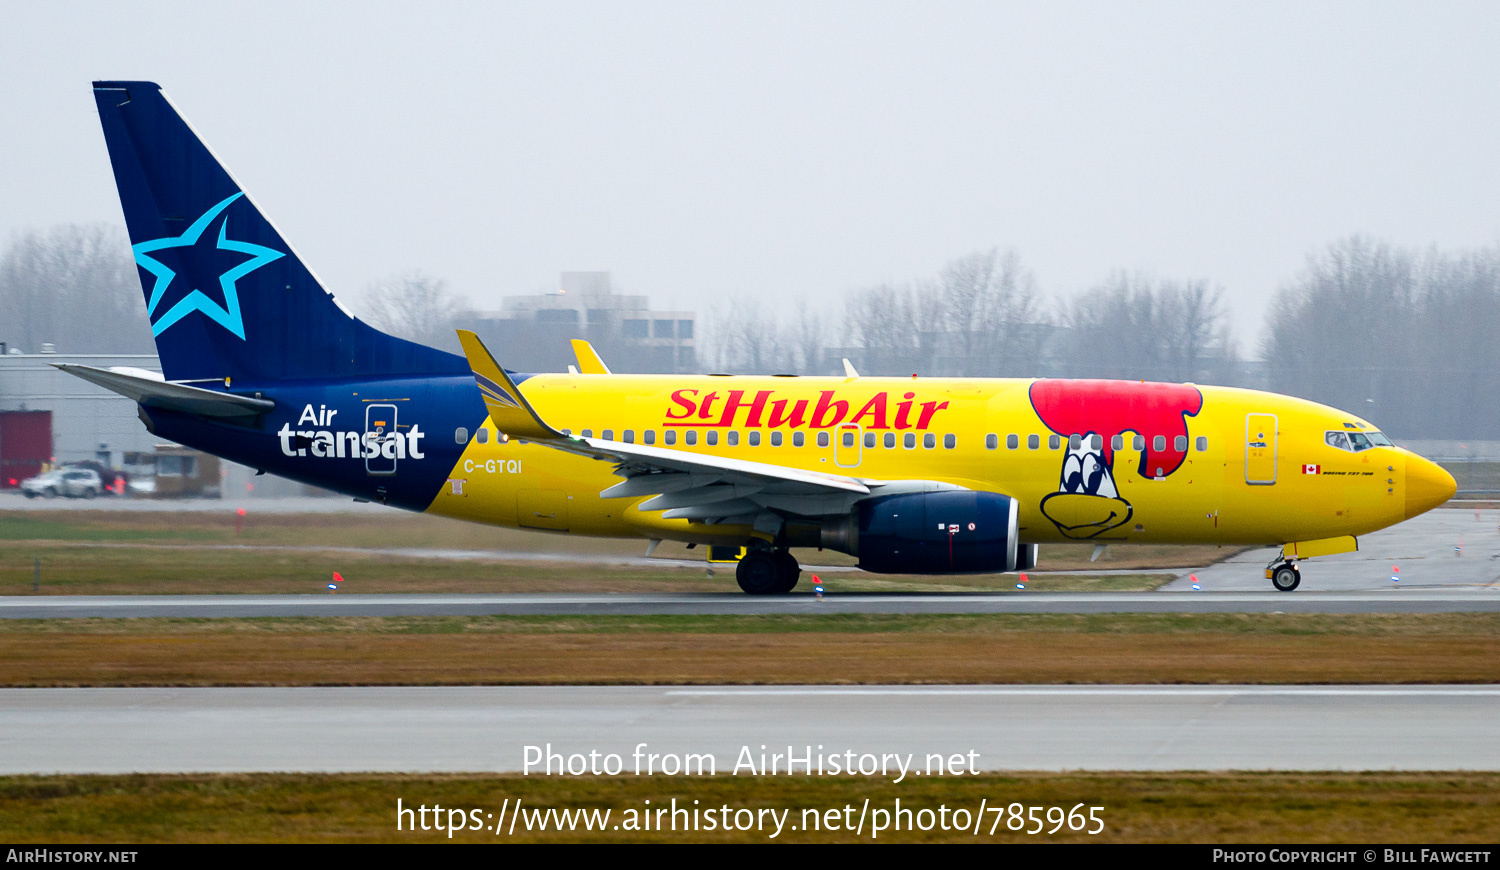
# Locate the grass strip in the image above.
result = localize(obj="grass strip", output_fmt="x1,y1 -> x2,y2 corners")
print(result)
0,541 -> 1172,594
4,614 -> 1499,686
2,771 -> 1496,843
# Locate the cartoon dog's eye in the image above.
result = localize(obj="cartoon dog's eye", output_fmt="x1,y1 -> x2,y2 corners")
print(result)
1062,453 -> 1084,492
1082,453 -> 1104,495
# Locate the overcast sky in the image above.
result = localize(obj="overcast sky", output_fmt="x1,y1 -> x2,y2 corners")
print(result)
5,2 -> 1499,349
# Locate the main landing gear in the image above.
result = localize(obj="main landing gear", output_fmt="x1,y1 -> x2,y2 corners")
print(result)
1267,556 -> 1301,592
736,547 -> 801,595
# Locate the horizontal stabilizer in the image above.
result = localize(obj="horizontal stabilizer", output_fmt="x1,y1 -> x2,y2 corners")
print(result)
55,364 -> 274,419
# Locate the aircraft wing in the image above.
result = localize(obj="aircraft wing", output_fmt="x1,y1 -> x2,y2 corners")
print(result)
456,330 -> 913,527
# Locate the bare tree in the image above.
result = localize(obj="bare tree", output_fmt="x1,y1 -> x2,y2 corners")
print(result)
1265,236 -> 1500,438
935,248 -> 1043,376
354,270 -> 473,354
791,300 -> 828,375
0,223 -> 153,354
701,297 -> 792,374
1060,273 -> 1234,382
842,283 -> 918,375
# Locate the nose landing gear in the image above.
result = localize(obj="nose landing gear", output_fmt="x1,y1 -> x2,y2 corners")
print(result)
1267,557 -> 1301,592
736,547 -> 802,594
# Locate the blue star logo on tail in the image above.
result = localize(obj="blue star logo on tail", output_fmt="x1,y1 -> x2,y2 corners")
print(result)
132,192 -> 284,340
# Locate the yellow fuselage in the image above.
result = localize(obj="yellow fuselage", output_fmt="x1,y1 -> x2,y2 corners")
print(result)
426,374 -> 1456,551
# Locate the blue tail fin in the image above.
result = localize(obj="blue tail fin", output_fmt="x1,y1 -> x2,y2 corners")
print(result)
92,81 -> 466,383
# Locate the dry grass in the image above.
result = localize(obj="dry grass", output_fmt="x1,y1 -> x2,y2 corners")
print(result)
4,613 -> 1499,686
0,509 -> 1237,578
3,771 -> 1497,843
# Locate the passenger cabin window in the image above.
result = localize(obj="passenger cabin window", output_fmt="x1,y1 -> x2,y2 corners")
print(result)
1112,435 -> 1123,451
1028,434 -> 1040,450
944,434 -> 956,449
842,431 -> 855,448
1048,435 -> 1061,450
1133,435 -> 1145,451
476,428 -> 488,444
728,431 -> 740,446
1174,435 -> 1187,451
771,431 -> 783,447
793,431 -> 804,447
864,432 -> 876,448
455,427 -> 468,444
685,431 -> 697,446
664,431 -> 676,445
643,431 -> 656,445
749,431 -> 761,446
885,432 -> 897,448
706,431 -> 718,446
1069,434 -> 1081,450
923,433 -> 936,449
602,429 -> 614,441
1006,434 -> 1018,449
582,429 -> 593,438
817,432 -> 829,448
1196,436 -> 1207,452
623,430 -> 635,444
904,433 -> 916,449
1153,435 -> 1165,451
985,434 -> 997,450
1090,434 -> 1102,450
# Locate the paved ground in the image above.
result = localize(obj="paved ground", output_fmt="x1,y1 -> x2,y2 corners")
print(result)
1163,508 -> 1500,592
4,588 -> 1498,618
0,492 -> 383,513
2,685 -> 1496,774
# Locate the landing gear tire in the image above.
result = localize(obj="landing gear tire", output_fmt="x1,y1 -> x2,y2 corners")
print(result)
772,550 -> 800,593
1271,563 -> 1301,592
736,550 -> 781,595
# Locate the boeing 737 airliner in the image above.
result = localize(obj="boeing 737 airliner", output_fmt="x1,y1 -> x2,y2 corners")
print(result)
71,81 -> 1457,594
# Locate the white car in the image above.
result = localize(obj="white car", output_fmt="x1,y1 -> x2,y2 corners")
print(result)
21,469 -> 103,499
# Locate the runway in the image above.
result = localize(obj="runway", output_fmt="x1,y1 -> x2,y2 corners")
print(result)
1163,508 -> 1500,591
3,685 -> 1496,773
4,588 -> 1498,618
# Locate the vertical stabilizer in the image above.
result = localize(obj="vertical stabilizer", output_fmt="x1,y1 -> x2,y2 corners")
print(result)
92,81 -> 465,383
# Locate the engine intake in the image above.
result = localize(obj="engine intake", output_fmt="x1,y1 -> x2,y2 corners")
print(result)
823,491 -> 1021,574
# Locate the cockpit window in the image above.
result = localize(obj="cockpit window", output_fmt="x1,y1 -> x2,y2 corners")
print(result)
1327,429 -> 1390,452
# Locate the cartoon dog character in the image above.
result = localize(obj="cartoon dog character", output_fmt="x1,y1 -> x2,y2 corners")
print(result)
1029,380 -> 1203,540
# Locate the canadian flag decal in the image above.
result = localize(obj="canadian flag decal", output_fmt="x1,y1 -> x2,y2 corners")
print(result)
1302,464 -> 1321,475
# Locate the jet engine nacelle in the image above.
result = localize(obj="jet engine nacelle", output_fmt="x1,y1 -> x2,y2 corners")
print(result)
823,491 -> 1021,574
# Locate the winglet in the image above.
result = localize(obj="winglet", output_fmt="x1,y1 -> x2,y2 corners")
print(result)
571,339 -> 612,374
842,358 -> 860,379
456,330 -> 567,441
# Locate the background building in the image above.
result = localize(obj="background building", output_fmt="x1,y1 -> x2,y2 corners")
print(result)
471,272 -> 696,374
0,350 -> 161,484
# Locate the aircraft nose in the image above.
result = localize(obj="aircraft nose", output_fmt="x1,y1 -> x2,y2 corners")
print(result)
1405,454 -> 1457,519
